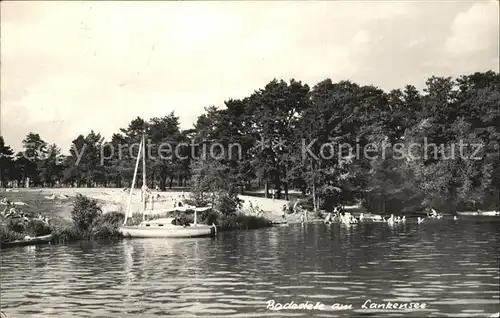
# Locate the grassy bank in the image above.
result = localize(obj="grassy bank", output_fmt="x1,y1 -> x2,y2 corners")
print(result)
0,194 -> 124,245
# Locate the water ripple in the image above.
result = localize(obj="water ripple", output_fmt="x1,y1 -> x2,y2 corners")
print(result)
1,222 -> 499,317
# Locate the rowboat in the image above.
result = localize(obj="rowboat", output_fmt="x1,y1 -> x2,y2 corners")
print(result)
360,213 -> 384,222
456,211 -> 499,217
0,234 -> 53,249
272,221 -> 289,227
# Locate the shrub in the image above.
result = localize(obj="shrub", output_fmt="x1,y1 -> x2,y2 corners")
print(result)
100,211 -> 125,226
239,214 -> 271,229
125,212 -> 143,226
199,210 -> 219,225
6,218 -> 26,233
51,226 -> 81,244
216,213 -> 271,231
25,219 -> 52,237
184,193 -> 211,207
0,226 -> 25,243
178,214 -> 193,225
90,221 -> 122,240
214,191 -> 242,216
51,219 -> 123,243
71,194 -> 102,234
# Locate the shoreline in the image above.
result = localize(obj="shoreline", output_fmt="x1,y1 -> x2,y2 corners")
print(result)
2,187 -> 311,223
1,187 -> 301,248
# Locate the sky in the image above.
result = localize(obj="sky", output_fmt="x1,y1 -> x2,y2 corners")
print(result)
1,0 -> 499,153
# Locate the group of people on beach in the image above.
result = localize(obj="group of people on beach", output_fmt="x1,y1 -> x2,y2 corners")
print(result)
278,200 -> 309,223
323,206 -> 356,224
130,185 -> 189,210
172,192 -> 186,208
0,199 -> 50,225
248,201 -> 265,215
427,208 -> 442,218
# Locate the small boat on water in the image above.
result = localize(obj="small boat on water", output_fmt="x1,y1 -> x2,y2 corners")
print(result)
272,221 -> 289,227
120,217 -> 215,238
118,131 -> 216,239
361,213 -> 385,223
430,214 -> 443,219
0,234 -> 53,249
456,211 -> 499,217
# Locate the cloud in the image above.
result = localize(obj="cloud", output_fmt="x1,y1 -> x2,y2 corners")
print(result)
1,1 -> 498,153
445,1 -> 499,56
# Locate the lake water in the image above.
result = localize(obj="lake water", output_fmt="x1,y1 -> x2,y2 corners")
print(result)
1,220 -> 499,317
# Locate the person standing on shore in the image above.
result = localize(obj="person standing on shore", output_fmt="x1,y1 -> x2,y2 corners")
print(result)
333,206 -> 339,219
324,212 -> 332,224
431,208 -> 438,217
141,184 -> 150,209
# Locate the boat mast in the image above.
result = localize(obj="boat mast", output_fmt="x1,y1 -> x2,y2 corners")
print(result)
123,136 -> 143,226
142,130 -> 147,221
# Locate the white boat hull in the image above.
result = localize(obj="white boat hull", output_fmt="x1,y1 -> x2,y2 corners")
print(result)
360,215 -> 384,222
120,225 -> 215,238
457,211 -> 499,216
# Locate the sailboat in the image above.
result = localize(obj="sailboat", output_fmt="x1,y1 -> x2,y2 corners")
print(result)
119,131 -> 216,238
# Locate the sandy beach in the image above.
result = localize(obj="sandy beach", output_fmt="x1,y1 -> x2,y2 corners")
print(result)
12,188 -> 316,223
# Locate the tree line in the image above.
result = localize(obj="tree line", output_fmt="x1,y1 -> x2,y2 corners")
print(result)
1,71 -> 498,214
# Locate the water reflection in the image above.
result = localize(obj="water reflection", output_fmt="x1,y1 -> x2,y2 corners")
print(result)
0,221 -> 499,317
